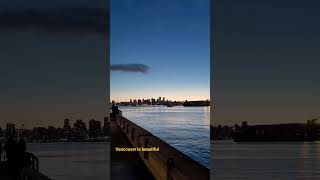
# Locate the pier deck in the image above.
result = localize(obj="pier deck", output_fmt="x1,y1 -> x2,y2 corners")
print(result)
110,120 -> 154,180
0,163 -> 13,180
1,163 -> 51,180
0,176 -> 11,180
0,174 -> 11,180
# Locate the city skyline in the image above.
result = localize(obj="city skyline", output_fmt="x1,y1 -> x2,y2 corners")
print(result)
110,0 -> 210,102
0,118 -> 106,130
111,96 -> 210,105
112,95 -> 210,103
0,117 -> 105,129
0,118 -> 108,142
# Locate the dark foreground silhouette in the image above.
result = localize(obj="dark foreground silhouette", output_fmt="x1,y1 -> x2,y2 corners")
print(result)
1,137 -> 34,180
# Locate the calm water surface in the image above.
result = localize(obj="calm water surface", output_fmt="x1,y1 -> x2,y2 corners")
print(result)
212,140 -> 320,180
120,105 -> 210,168
28,142 -> 109,180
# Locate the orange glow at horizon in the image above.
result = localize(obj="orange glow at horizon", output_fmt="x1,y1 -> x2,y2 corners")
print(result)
111,95 -> 210,102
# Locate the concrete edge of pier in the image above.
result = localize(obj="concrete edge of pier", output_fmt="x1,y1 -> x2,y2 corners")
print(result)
114,115 -> 210,180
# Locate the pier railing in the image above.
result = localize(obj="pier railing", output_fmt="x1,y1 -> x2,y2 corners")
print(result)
20,153 -> 51,180
0,149 -> 50,180
115,115 -> 210,180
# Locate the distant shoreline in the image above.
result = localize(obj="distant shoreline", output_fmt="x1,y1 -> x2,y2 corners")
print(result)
118,105 -> 211,107
0,137 -> 110,144
28,141 -> 109,144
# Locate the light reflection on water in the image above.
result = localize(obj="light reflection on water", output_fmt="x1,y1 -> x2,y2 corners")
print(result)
212,140 -> 320,179
28,142 -> 108,180
120,105 -> 210,168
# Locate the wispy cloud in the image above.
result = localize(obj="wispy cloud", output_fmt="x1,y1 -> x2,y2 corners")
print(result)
110,64 -> 150,74
0,8 -> 106,35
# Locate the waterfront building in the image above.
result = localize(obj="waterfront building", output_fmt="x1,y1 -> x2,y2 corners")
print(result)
89,119 -> 102,138
20,128 -> 33,141
210,125 -> 233,140
73,120 -> 87,141
32,127 -> 47,141
63,118 -> 72,140
47,126 -> 59,141
6,123 -> 16,138
183,100 -> 210,106
102,117 -> 109,136
233,121 -> 320,142
151,98 -> 156,105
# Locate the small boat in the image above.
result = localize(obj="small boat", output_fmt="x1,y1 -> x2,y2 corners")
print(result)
166,104 -> 173,107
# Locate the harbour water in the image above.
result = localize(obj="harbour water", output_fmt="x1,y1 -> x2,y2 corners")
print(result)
120,105 -> 211,168
212,140 -> 320,179
22,119 -> 320,180
28,142 -> 109,180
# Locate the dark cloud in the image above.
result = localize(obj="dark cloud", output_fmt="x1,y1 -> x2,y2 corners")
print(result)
110,64 -> 150,74
0,8 -> 107,35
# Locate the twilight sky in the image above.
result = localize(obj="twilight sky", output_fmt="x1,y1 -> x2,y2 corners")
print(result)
110,0 -> 210,102
0,0 -> 107,128
212,0 -> 320,125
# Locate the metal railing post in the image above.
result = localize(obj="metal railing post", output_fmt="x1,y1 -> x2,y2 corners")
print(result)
127,124 -> 130,135
131,128 -> 135,141
144,138 -> 149,160
167,157 -> 175,180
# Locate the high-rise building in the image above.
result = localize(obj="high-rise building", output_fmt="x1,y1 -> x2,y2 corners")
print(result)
0,127 -> 3,138
20,129 -> 33,141
151,98 -> 156,105
102,117 -> 109,136
63,119 -> 71,130
89,119 -> 102,138
63,118 -> 72,140
6,123 -> 16,138
73,120 -> 87,141
32,127 -> 47,141
47,126 -> 58,141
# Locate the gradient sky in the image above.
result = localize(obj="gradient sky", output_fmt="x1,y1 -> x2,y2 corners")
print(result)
212,0 -> 320,125
0,0 -> 107,128
110,0 -> 210,102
